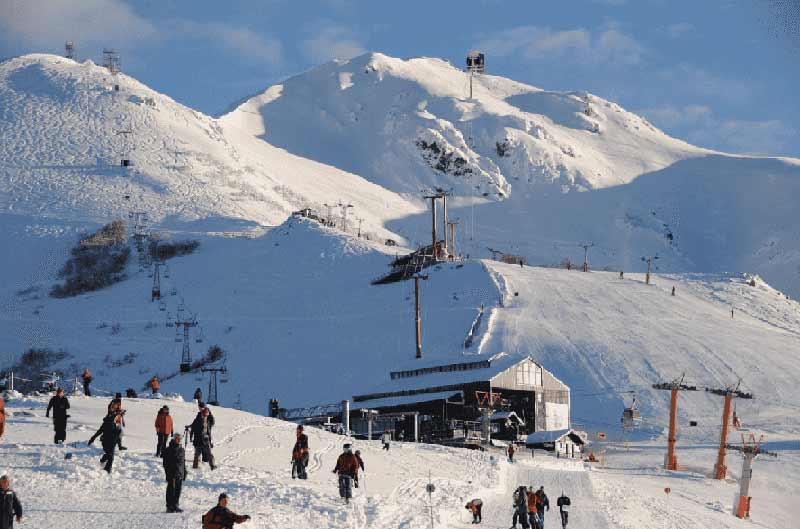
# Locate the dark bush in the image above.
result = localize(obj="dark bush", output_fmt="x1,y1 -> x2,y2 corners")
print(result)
149,240 -> 200,261
1,348 -> 69,393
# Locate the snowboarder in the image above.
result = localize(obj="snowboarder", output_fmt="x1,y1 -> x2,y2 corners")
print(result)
291,424 -> 309,479
556,492 -> 570,529
190,406 -> 216,470
89,410 -> 123,473
512,486 -> 530,529
155,405 -> 174,457
465,499 -> 483,524
0,475 -> 23,529
535,487 -> 550,529
202,493 -> 250,528
507,443 -> 516,463
381,430 -> 391,450
193,388 -> 203,402
332,443 -> 359,503
353,449 -> 365,488
162,433 -> 186,513
150,375 -> 160,395
0,397 -> 6,441
671,286 -> 676,296
82,368 -> 92,396
45,387 -> 70,444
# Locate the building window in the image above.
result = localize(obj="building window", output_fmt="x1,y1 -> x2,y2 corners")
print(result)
534,366 -> 542,386
516,362 -> 532,386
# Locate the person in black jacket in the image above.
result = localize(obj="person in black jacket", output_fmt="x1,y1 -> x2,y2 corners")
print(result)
190,407 -> 215,470
162,434 -> 186,513
202,493 -> 250,528
556,492 -> 571,529
45,387 -> 70,444
0,475 -> 22,529
353,449 -> 365,488
89,411 -> 123,473
535,487 -> 550,529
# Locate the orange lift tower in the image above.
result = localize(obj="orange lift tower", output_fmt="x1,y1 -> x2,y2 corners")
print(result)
705,381 -> 754,479
652,374 -> 698,470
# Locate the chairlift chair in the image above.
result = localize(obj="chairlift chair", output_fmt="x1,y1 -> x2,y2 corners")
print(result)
220,372 -> 229,384
159,301 -> 166,312
170,287 -> 177,296
164,266 -> 170,279
621,395 -> 643,429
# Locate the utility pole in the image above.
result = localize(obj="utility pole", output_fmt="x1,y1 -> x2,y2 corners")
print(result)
175,315 -> 198,372
151,261 -> 162,301
423,193 -> 438,257
201,366 -> 227,406
338,202 -> 354,232
652,374 -> 699,470
706,381 -> 754,480
726,434 -> 777,519
579,243 -> 594,272
642,255 -> 659,285
323,203 -> 334,226
414,274 -> 429,359
356,217 -> 364,238
447,219 -> 460,259
65,41 -> 76,60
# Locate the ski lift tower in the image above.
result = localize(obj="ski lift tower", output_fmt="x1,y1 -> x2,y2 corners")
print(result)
201,366 -> 227,406
175,314 -> 198,372
726,434 -> 777,519
652,374 -> 699,470
465,51 -> 485,100
705,381 -> 754,480
102,48 -> 120,74
65,41 -> 76,60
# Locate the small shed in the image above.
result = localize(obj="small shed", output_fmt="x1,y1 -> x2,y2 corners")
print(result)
525,428 -> 584,458
489,411 -> 525,441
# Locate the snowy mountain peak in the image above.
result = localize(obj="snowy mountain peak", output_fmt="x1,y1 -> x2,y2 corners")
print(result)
224,52 -> 706,197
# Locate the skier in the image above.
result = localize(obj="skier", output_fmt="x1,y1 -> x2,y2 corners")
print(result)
202,493 -> 251,528
190,406 -> 216,469
291,424 -> 309,479
535,487 -> 550,529
332,443 -> 359,503
108,393 -> 127,450
507,443 -> 515,463
45,387 -> 70,444
353,449 -> 365,488
162,433 -> 186,513
0,397 -> 6,441
82,368 -> 92,396
556,492 -> 571,529
512,486 -> 530,529
526,488 -> 541,529
150,375 -> 160,395
381,430 -> 391,450
193,388 -> 203,402
89,409 -> 123,473
155,405 -> 174,457
465,498 -> 483,524
0,475 -> 23,529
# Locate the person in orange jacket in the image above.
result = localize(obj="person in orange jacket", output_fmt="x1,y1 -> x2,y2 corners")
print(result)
82,368 -> 92,396
465,498 -> 483,524
150,376 -> 160,395
527,489 -> 541,529
0,396 -> 6,440
155,405 -> 174,457
507,443 -> 516,463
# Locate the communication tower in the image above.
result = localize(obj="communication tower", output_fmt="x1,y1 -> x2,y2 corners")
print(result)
65,41 -> 76,60
465,51 -> 485,100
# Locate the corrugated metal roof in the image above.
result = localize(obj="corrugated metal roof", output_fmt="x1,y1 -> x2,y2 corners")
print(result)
354,390 -> 463,409
525,428 -> 573,444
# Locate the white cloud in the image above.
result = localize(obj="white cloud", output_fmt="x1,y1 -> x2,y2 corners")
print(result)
172,21 -> 283,65
0,0 -> 156,52
640,104 -> 795,156
301,24 -> 365,64
475,25 -> 645,67
657,64 -> 754,103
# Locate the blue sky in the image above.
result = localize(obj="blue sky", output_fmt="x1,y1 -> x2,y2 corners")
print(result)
1,0 -> 797,156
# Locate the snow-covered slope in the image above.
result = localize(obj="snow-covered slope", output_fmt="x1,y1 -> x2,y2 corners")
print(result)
223,52 -> 706,196
0,54 -> 419,240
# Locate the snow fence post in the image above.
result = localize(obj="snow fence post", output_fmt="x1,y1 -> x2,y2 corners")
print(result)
342,400 -> 350,436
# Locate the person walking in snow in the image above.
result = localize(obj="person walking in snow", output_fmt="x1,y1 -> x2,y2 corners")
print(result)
155,405 -> 174,457
671,286 -> 676,296
0,475 -> 23,529
202,493 -> 250,529
150,375 -> 160,395
193,388 -> 203,402
162,433 -> 186,513
332,443 -> 359,503
353,449 -> 365,488
535,487 -> 550,529
190,406 -> 216,470
556,492 -> 571,529
465,499 -> 483,524
108,393 -> 128,450
291,424 -> 309,479
198,401 -> 216,431
512,486 -> 530,529
46,387 -> 70,444
89,410 -> 123,473
82,368 -> 92,396
381,430 -> 391,450
526,488 -> 541,529
507,443 -> 516,463
0,397 -> 6,441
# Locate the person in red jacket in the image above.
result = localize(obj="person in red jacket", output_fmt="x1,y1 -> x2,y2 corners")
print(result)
0,397 -> 6,440
291,425 -> 309,479
154,405 -> 174,457
150,376 -> 160,395
507,443 -> 516,463
465,499 -> 483,524
202,493 -> 250,529
82,368 -> 92,396
332,443 -> 359,503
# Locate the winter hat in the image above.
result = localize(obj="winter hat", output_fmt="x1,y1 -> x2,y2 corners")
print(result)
218,493 -> 228,501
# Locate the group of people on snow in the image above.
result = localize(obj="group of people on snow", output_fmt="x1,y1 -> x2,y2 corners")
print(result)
511,485 -> 551,529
